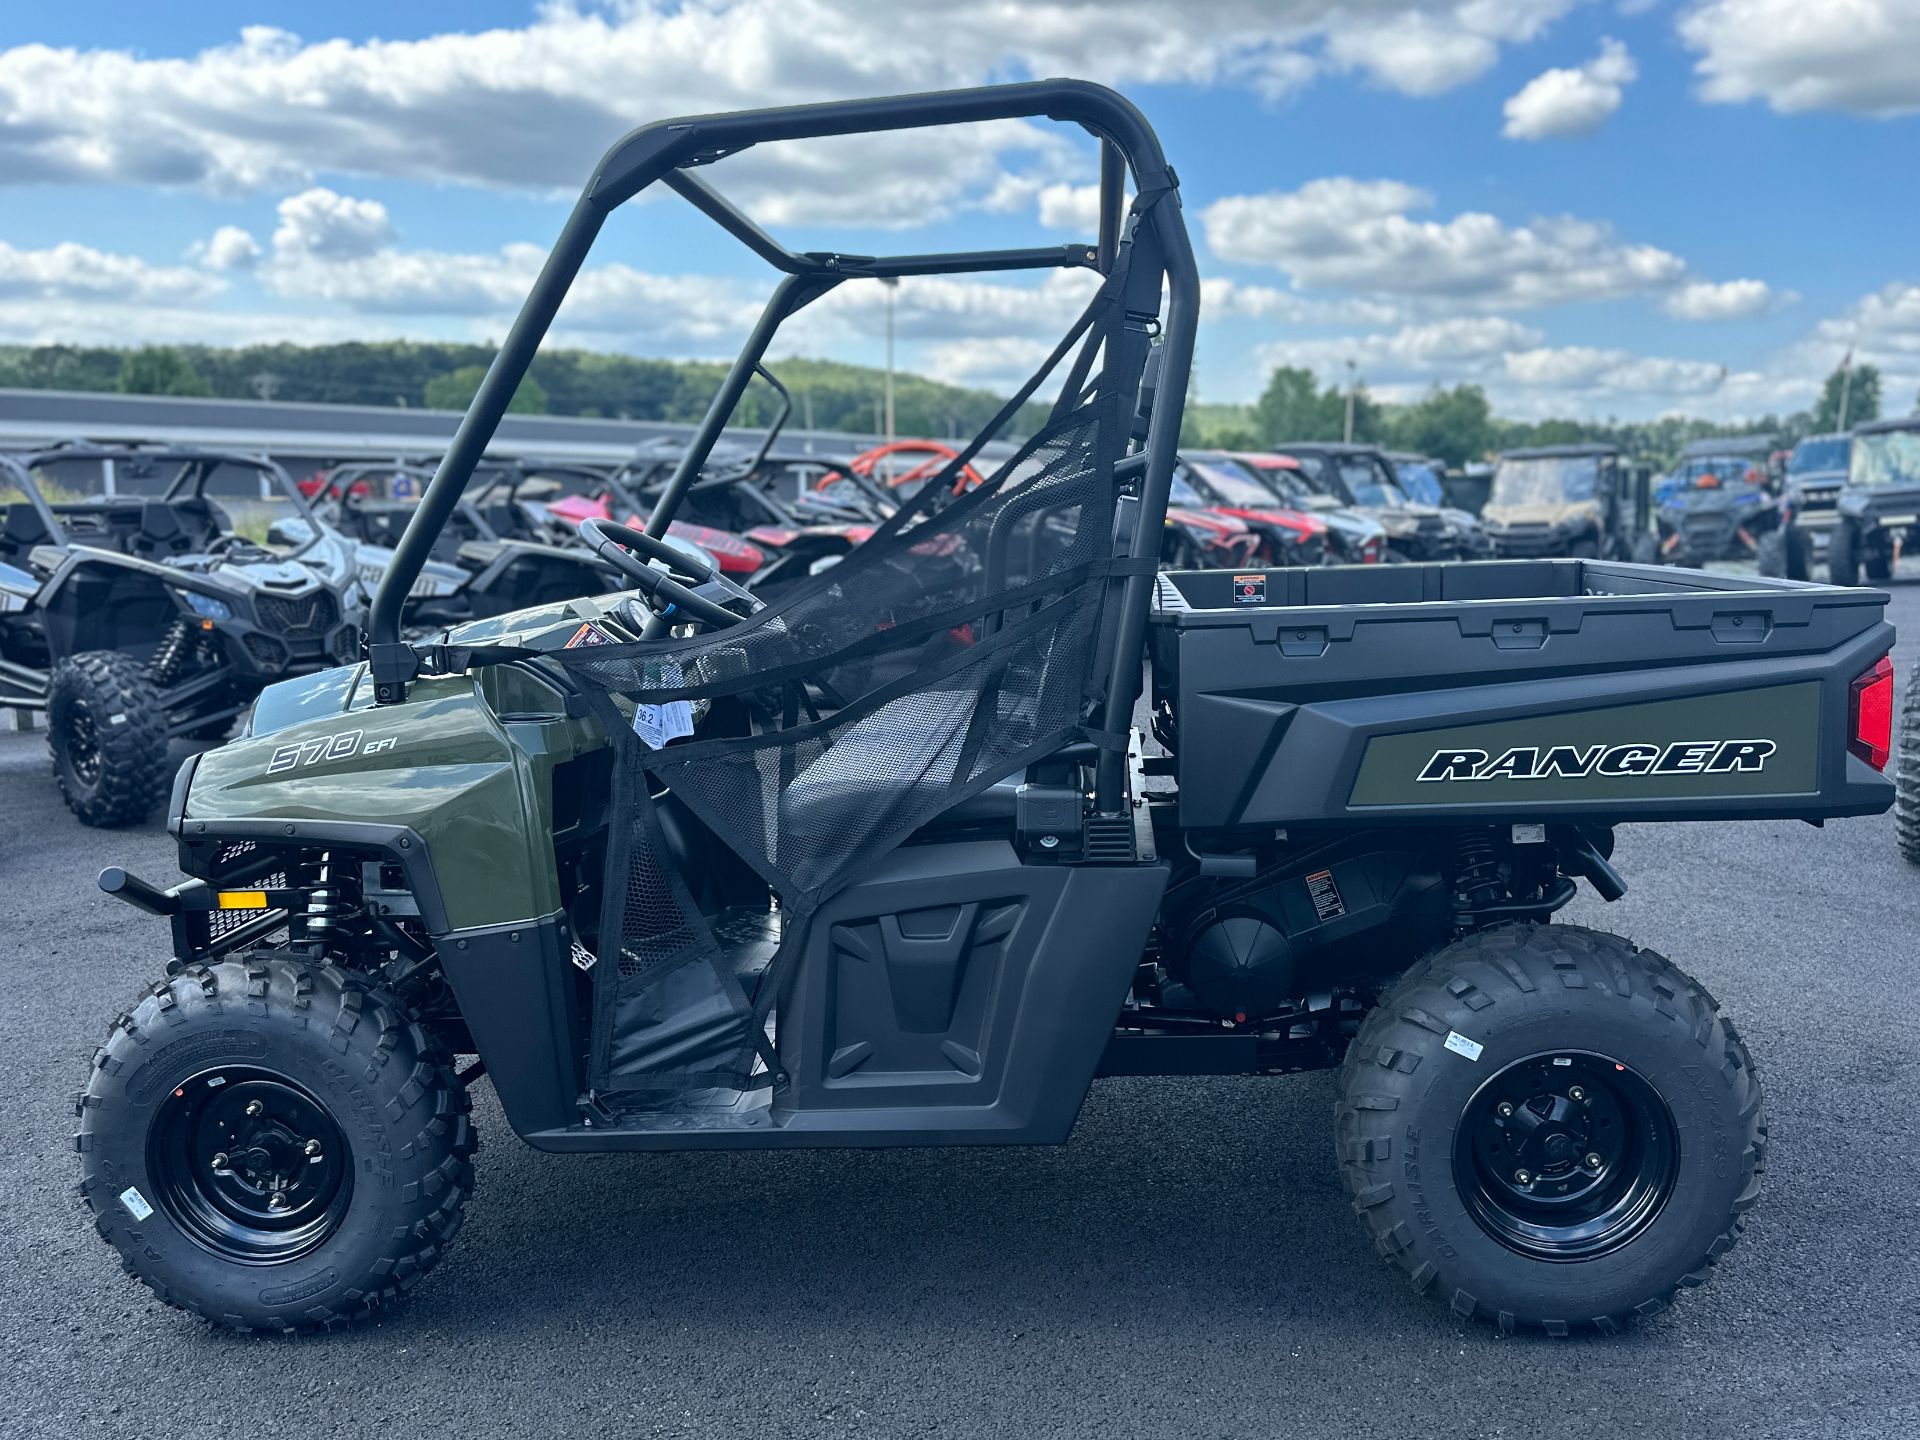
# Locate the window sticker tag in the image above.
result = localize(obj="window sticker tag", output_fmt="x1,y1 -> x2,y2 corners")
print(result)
633,700 -> 694,750
563,620 -> 614,649
118,1186 -> 154,1222
1443,1031 -> 1484,1062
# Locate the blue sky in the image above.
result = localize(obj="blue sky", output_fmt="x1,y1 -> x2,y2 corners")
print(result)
0,1 -> 1915,420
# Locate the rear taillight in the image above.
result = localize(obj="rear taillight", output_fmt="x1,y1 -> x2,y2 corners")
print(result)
1848,654 -> 1895,771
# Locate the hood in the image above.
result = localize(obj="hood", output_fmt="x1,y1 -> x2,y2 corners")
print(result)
1482,500 -> 1598,528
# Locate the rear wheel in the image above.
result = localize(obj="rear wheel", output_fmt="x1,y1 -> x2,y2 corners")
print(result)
1866,546 -> 1894,583
76,956 -> 476,1333
1335,924 -> 1765,1334
1898,656 -> 1920,866
1756,530 -> 1787,578
1628,532 -> 1658,566
1568,537 -> 1598,560
1828,523 -> 1860,585
47,651 -> 171,826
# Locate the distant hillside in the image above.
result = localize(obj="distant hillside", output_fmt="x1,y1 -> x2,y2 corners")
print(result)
0,342 -> 1049,440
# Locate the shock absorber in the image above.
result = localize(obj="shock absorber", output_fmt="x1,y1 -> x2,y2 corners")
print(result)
148,619 -> 193,685
296,852 -> 365,945
1451,828 -> 1505,915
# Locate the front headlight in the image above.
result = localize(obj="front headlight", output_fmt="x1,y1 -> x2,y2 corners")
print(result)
183,590 -> 233,623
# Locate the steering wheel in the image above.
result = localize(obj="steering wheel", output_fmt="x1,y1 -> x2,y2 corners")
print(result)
577,517 -> 757,629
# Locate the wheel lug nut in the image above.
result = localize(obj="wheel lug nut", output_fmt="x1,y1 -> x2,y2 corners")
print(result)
268,1193 -> 289,1211
211,1152 -> 229,1170
1495,1102 -> 1515,1118
1568,1086 -> 1587,1102
244,1100 -> 264,1117
303,1140 -> 322,1157
1513,1168 -> 1532,1186
1584,1153 -> 1604,1170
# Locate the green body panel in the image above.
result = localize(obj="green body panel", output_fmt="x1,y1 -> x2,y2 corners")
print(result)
1350,682 -> 1821,807
187,592 -> 623,929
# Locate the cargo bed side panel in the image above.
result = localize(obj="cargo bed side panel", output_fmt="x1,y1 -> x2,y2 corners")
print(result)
1151,560 -> 1895,829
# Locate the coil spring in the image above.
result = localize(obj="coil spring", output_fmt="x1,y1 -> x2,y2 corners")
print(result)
148,619 -> 193,686
296,852 -> 364,940
1451,828 -> 1504,910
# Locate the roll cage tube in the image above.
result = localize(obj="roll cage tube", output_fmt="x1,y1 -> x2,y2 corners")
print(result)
366,78 -> 1201,766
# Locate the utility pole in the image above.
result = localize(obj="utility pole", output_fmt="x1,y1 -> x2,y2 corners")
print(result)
1837,345 -> 1856,430
801,390 -> 815,452
880,276 -> 899,452
1344,359 -> 1357,444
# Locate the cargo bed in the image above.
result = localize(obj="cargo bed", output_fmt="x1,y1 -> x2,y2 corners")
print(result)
1148,559 -> 1895,829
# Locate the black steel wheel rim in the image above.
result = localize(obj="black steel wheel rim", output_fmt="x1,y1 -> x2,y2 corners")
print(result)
1453,1051 -> 1678,1262
65,703 -> 101,784
147,1066 -> 353,1265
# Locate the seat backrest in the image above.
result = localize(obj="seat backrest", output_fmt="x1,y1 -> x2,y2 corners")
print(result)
0,503 -> 52,563
133,500 -> 189,558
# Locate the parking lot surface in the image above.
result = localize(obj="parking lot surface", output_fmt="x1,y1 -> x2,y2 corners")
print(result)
3,575 -> 1916,1440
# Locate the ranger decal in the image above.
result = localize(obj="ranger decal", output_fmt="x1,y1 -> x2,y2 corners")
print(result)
1417,739 -> 1776,783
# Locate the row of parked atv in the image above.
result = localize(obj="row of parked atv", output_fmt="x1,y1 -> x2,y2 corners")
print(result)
6,414 -> 1917,840
0,422 -> 1497,830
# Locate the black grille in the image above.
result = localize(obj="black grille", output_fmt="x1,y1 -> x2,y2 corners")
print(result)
256,591 -> 339,638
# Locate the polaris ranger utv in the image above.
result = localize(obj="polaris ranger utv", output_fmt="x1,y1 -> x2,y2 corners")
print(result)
1481,444 -> 1654,563
1825,417 -> 1920,586
1,445 -> 364,825
80,82 -> 1897,1339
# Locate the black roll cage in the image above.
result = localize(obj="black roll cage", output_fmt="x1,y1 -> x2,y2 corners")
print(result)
13,443 -> 325,561
366,79 -> 1200,809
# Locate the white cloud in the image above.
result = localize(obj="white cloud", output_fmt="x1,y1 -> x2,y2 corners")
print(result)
1502,345 -> 1726,395
0,239 -> 221,304
1502,38 -> 1637,140
1680,0 -> 1920,117
1815,281 -> 1920,360
272,187 -> 396,260
920,336 -> 1060,389
1257,315 -> 1543,378
1664,278 -> 1779,320
1203,177 -> 1686,309
0,3 -> 1577,227
1036,183 -> 1104,231
1326,1 -> 1577,97
191,224 -> 262,272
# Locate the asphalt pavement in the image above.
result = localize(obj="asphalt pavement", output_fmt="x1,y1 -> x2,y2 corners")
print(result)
2,573 -> 1917,1440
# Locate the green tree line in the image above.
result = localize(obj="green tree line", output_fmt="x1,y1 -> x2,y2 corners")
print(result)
1188,359 -> 1913,471
4,340 -> 1912,468
0,341 -> 1046,439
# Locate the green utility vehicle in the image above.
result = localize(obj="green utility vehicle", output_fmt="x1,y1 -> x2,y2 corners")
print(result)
79,83 -> 1896,1339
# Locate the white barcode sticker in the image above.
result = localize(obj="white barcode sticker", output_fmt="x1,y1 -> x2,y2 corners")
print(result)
632,700 -> 694,750
118,1186 -> 154,1221
1443,1031 -> 1484,1062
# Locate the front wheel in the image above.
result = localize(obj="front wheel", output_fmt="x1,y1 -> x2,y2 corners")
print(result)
1627,532 -> 1659,566
1828,523 -> 1860,586
1335,924 -> 1765,1334
47,651 -> 171,826
1756,530 -> 1788,578
77,956 -> 477,1333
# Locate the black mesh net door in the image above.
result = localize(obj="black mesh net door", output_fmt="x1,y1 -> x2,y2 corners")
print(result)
553,237 -> 1161,1104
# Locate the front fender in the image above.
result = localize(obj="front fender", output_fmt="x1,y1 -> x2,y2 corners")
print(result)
183,664 -> 598,929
